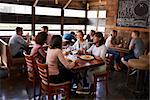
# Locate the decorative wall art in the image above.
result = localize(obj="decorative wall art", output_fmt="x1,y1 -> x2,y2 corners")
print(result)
117,0 -> 149,28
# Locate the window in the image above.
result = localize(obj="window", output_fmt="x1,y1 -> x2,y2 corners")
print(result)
87,10 -> 106,18
64,9 -> 85,18
0,31 -> 31,36
35,31 -> 61,36
0,23 -> 31,30
0,23 -> 31,36
0,3 -> 31,14
35,6 -> 61,16
87,11 -> 97,18
86,25 -> 105,33
64,25 -> 84,30
87,10 -> 106,33
35,24 -> 61,35
35,24 -> 61,30
99,10 -> 106,18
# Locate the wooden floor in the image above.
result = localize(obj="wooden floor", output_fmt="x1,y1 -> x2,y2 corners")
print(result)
0,67 -> 149,100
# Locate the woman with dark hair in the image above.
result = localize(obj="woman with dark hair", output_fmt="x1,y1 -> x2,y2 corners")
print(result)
86,32 -> 107,92
30,32 -> 48,62
72,30 -> 89,53
87,32 -> 106,60
46,35 -> 75,83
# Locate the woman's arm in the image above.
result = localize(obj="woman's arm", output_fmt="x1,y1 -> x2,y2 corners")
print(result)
86,45 -> 93,53
38,47 -> 47,58
72,41 -> 79,50
57,49 -> 75,69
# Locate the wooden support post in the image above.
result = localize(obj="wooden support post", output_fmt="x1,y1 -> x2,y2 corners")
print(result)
61,8 -> 64,35
96,7 -> 100,31
32,6 -> 35,36
85,0 -> 88,35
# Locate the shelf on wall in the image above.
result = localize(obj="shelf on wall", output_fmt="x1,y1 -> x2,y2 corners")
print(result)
113,26 -> 149,32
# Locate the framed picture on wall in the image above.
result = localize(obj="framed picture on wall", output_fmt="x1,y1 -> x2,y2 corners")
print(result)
116,0 -> 149,28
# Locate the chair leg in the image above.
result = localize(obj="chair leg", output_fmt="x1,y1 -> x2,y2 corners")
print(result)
48,94 -> 52,100
33,82 -> 36,100
105,75 -> 108,96
65,85 -> 70,100
93,76 -> 97,96
126,67 -> 130,85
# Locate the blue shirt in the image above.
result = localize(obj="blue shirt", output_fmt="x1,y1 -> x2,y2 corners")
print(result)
8,34 -> 28,56
63,33 -> 75,41
129,38 -> 144,58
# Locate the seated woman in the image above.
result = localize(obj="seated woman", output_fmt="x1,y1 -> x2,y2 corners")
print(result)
46,35 -> 76,84
30,32 -> 47,63
86,32 -> 107,92
72,30 -> 89,54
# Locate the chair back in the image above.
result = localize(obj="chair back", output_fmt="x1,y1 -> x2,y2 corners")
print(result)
0,39 -> 25,69
24,52 -> 38,82
36,60 -> 49,92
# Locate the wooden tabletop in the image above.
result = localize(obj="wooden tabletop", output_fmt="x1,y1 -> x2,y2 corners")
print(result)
72,55 -> 105,70
109,47 -> 129,53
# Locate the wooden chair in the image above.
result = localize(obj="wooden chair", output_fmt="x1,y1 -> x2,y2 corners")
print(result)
0,39 -> 25,70
92,53 -> 111,96
24,52 -> 40,99
127,59 -> 149,97
36,60 -> 71,100
93,68 -> 108,96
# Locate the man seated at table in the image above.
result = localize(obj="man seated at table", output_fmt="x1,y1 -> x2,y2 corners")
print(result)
9,27 -> 30,58
121,30 -> 144,74
86,32 -> 107,93
105,30 -> 122,71
86,30 -> 96,42
32,26 -> 52,45
62,31 -> 77,46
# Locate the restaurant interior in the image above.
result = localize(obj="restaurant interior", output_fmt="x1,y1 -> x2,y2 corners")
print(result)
0,0 -> 149,100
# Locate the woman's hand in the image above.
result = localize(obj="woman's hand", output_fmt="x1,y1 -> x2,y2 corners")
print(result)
70,61 -> 76,68
94,56 -> 101,60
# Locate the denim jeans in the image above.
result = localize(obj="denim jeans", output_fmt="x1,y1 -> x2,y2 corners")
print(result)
107,49 -> 120,64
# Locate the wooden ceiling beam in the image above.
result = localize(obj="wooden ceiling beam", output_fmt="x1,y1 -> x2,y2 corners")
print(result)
33,0 -> 39,7
63,0 -> 73,9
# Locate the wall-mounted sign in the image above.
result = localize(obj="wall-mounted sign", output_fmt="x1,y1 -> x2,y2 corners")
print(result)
117,0 -> 149,28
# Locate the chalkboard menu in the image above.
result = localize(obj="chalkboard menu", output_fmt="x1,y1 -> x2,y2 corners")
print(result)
117,0 -> 149,28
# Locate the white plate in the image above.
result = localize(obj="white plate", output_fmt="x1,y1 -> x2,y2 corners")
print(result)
79,55 -> 94,60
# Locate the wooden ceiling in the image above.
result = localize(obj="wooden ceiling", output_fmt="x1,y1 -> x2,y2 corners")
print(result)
0,0 -> 106,10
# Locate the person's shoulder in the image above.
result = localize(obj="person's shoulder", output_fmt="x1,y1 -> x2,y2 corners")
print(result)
55,48 -> 62,52
100,44 -> 107,49
106,35 -> 111,40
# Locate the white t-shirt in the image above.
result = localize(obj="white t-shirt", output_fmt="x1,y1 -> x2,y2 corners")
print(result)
86,44 -> 107,60
105,35 -> 112,48
72,40 -> 89,50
